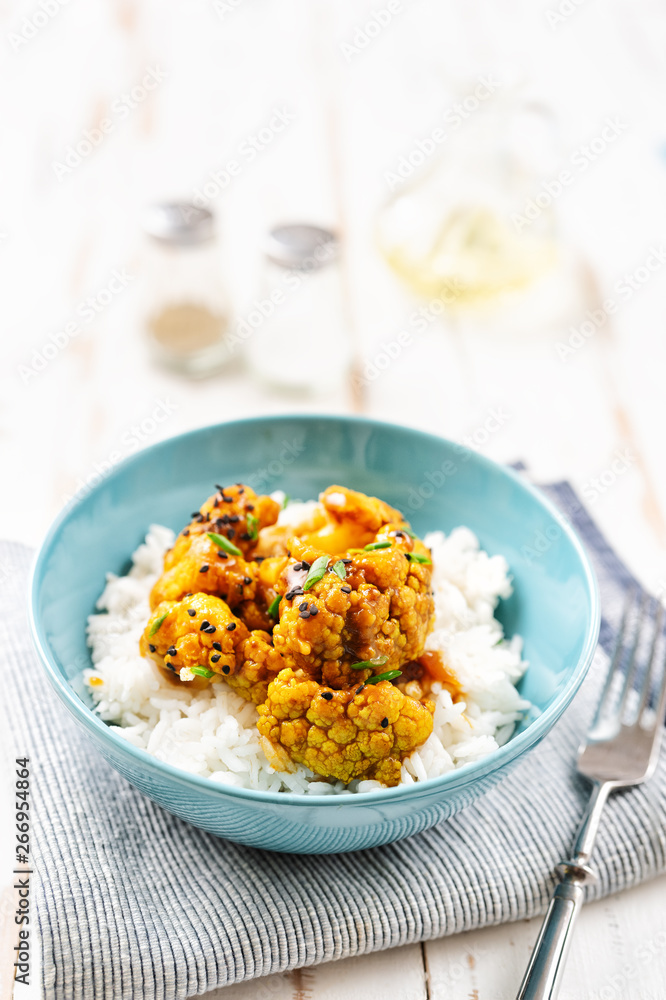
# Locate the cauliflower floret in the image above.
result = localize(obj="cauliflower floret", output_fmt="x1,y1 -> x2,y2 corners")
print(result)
271,529 -> 434,688
226,629 -> 285,705
150,534 -> 259,610
165,483 -> 280,568
257,667 -> 434,785
140,593 -> 250,682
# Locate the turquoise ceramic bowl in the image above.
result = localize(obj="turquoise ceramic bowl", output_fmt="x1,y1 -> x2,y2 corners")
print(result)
30,415 -> 599,854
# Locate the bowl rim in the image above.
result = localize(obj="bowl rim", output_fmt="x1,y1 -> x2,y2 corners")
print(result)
29,413 -> 601,807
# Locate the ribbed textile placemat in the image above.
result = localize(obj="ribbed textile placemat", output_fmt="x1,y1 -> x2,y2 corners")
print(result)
2,481 -> 665,1000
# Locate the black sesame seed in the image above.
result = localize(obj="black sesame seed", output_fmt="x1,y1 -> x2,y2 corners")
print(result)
148,644 -> 156,653
299,610 -> 310,620
212,641 -> 222,651
199,620 -> 210,631
223,496 -> 233,503
228,528 -> 236,539
211,654 -> 220,663
285,587 -> 304,600
341,585 -> 352,594
222,664 -> 230,674
166,661 -> 176,672
292,562 -> 302,571
247,503 -> 254,511
215,484 -> 224,491
243,576 -> 252,585
220,593 -> 228,600
187,608 -> 196,617
381,717 -> 388,728
241,532 -> 251,541
321,691 -> 333,701
182,529 -> 190,536
184,592 -> 193,598
230,514 -> 240,523
190,511 -> 200,518
167,646 -> 177,656
204,625 -> 216,634
356,685 -> 365,695
299,601 -> 308,611
217,551 -> 228,560
342,558 -> 352,564
309,606 -> 319,616
200,564 -> 209,573
301,560 -> 311,571
226,623 -> 236,631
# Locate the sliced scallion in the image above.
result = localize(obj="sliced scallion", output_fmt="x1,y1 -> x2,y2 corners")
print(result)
267,595 -> 281,618
367,669 -> 402,684
364,540 -> 392,551
350,655 -> 388,671
406,552 -> 431,564
247,513 -> 259,541
303,555 -> 329,591
332,560 -> 346,580
207,532 -> 242,557
149,611 -> 170,636
191,665 -> 214,679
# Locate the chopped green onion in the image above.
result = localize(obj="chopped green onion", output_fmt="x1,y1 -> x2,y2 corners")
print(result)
207,532 -> 242,557
367,669 -> 403,684
350,655 -> 388,671
281,494 -> 290,509
267,595 -> 281,618
403,528 -> 418,539
406,552 -> 431,564
332,560 -> 346,580
247,513 -> 259,540
303,555 -> 329,591
149,611 -> 170,636
364,540 -> 392,551
191,665 -> 214,679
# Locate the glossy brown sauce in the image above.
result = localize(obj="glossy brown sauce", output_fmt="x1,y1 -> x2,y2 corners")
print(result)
418,650 -> 463,700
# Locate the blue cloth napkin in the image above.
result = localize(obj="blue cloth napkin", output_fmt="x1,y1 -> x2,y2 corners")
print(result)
2,479 -> 665,1000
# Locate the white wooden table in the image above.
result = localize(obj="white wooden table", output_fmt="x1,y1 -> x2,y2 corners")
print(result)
2,1 -> 666,996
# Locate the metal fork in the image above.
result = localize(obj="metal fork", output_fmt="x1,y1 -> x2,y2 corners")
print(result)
516,590 -> 666,1000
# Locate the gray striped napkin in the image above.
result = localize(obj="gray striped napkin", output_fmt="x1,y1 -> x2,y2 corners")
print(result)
2,480 -> 665,1000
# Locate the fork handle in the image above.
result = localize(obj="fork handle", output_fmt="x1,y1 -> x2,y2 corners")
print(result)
515,871 -> 589,1000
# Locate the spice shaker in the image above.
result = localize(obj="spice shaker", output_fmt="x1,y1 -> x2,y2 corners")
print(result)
141,202 -> 231,377
244,224 -> 351,392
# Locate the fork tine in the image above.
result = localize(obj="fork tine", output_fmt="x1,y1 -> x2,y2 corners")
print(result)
592,585 -> 638,728
633,601 -> 665,725
615,590 -> 650,721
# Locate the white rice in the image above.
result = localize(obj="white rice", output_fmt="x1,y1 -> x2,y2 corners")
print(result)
85,507 -> 530,795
